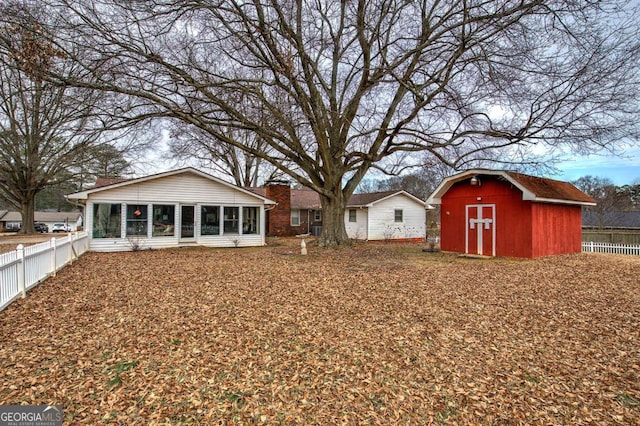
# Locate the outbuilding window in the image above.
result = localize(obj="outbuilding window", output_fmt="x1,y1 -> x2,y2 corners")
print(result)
93,203 -> 121,238
314,210 -> 322,222
394,209 -> 403,223
348,209 -> 357,223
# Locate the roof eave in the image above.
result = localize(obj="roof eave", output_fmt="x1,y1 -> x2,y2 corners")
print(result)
427,169 -> 501,204
358,191 -> 427,208
427,169 -> 594,206
534,197 -> 597,207
66,167 -> 276,204
66,192 -> 88,201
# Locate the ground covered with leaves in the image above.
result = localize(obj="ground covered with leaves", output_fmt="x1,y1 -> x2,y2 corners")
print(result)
0,234 -> 53,254
1,240 -> 639,424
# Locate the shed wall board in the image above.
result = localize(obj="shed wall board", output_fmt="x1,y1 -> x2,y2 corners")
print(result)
531,203 -> 582,257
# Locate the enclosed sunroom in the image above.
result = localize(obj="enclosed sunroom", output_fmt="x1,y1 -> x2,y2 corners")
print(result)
66,168 -> 275,252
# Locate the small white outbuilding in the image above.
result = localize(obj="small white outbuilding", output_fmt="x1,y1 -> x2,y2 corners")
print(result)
344,191 -> 427,241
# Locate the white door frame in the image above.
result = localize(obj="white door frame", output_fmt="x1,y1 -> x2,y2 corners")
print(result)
465,204 -> 496,256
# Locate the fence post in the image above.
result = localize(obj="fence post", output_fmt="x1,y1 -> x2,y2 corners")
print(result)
589,241 -> 594,253
69,232 -> 74,265
51,237 -> 57,277
16,244 -> 26,298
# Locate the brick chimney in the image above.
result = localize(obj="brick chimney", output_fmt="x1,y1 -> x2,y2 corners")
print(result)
265,180 -> 292,236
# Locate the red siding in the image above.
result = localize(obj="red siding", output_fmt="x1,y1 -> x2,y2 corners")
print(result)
440,175 -> 584,258
531,203 -> 583,257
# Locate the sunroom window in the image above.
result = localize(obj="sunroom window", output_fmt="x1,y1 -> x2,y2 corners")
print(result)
223,207 -> 239,234
242,207 -> 259,234
152,205 -> 175,237
93,203 -> 121,238
201,205 -> 220,236
126,204 -> 148,236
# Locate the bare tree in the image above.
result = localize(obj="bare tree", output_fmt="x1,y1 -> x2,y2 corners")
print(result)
0,2 -> 148,233
37,0 -> 640,245
619,183 -> 640,209
167,124 -> 285,187
572,175 -> 633,228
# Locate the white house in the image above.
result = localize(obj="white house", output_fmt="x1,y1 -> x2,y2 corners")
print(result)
66,168 -> 276,252
344,191 -> 427,241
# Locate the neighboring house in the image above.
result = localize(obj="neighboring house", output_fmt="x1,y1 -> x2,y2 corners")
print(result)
0,211 -> 82,232
250,181 -> 324,237
0,210 -> 20,230
66,168 -> 275,252
427,169 -> 596,258
250,182 -> 427,241
582,210 -> 640,245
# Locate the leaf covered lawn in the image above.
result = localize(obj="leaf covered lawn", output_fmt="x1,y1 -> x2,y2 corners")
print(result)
1,241 -> 639,424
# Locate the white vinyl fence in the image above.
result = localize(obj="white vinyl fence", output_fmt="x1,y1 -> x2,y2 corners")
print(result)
0,232 -> 89,312
582,241 -> 640,256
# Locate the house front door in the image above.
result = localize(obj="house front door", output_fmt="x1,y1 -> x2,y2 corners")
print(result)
180,205 -> 195,240
466,204 -> 496,256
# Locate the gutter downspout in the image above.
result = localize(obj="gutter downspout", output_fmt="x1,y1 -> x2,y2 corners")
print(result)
65,196 -> 86,231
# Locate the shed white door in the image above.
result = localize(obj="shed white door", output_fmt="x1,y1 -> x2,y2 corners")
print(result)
466,204 -> 496,256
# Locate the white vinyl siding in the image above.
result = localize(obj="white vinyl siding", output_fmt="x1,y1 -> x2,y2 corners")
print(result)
345,208 -> 368,240
344,194 -> 425,241
84,173 -> 261,205
362,194 -> 426,241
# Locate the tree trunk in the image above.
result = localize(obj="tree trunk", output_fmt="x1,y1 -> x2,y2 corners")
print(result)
318,192 -> 351,247
18,195 -> 36,234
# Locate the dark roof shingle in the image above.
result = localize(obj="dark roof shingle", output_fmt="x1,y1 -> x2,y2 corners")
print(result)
247,187 -> 416,209
505,171 -> 596,204
94,177 -> 129,188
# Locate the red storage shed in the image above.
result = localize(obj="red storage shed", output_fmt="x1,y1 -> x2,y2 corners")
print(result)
427,170 -> 596,258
